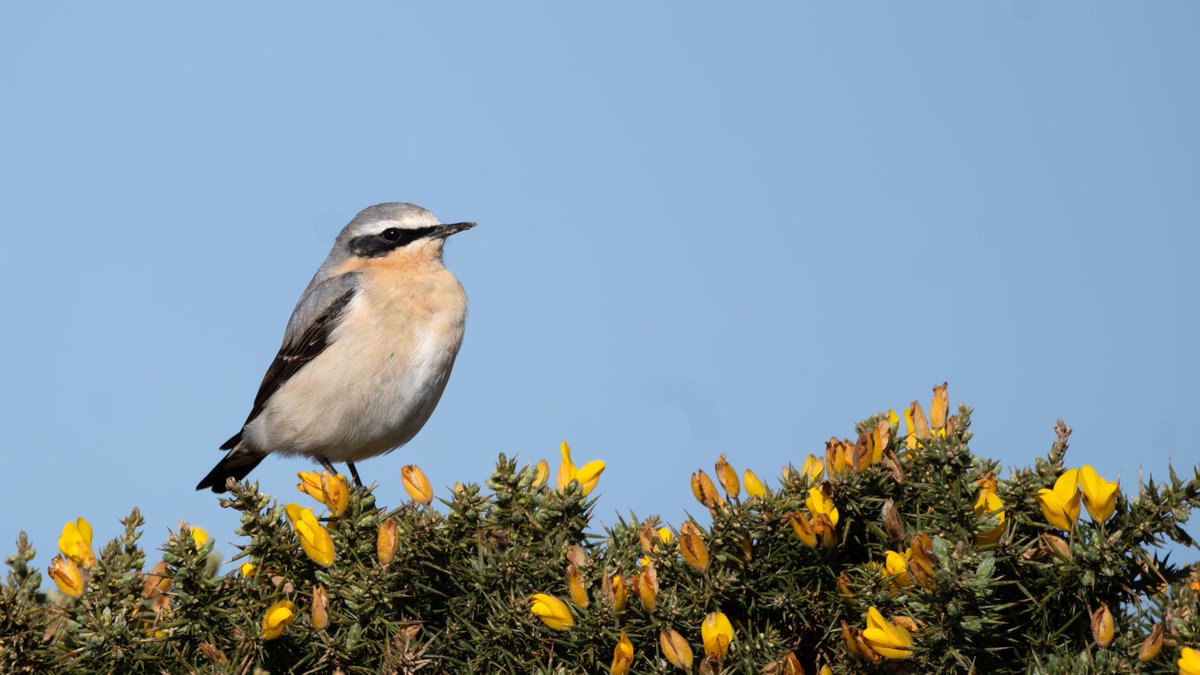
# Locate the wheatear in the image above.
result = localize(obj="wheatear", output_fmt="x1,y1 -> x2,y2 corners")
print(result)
196,203 -> 474,493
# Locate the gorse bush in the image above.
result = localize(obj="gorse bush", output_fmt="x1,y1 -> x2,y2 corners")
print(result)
3,384 -> 1200,674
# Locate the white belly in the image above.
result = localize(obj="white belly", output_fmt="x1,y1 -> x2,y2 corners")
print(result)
244,275 -> 466,462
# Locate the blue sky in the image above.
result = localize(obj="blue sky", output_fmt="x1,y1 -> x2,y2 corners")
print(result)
2,3 -> 1197,572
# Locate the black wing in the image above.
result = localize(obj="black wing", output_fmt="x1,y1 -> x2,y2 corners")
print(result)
220,285 -> 358,450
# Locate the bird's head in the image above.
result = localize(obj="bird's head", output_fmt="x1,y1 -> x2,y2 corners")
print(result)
332,203 -> 475,273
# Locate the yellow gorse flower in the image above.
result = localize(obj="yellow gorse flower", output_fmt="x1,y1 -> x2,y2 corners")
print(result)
743,469 -> 767,498
401,465 -> 434,505
261,599 -> 297,641
802,454 -> 825,480
189,526 -> 209,549
48,555 -> 84,597
657,527 -> 673,545
1037,468 -> 1082,530
862,606 -> 914,659
58,518 -> 95,569
660,627 -> 694,670
974,489 -> 1006,546
788,511 -> 817,548
556,442 -> 605,496
806,487 -> 840,526
1077,464 -> 1118,523
611,630 -> 634,675
297,470 -> 349,517
609,573 -> 629,611
529,592 -> 573,631
284,504 -> 335,567
1180,647 -> 1200,675
701,611 -> 734,660
239,562 -> 257,578
883,550 -> 912,588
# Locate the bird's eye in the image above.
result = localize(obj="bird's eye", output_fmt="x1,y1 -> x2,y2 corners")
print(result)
381,228 -> 402,242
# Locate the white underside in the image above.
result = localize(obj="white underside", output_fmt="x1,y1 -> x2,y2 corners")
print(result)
242,283 -> 465,462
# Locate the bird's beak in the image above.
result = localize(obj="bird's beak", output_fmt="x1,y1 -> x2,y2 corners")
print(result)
431,222 -> 476,238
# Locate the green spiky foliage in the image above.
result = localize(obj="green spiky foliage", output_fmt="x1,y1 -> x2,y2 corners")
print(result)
2,395 -> 1199,674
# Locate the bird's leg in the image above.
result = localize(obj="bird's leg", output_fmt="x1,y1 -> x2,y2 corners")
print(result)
347,462 -> 364,488
318,456 -> 339,476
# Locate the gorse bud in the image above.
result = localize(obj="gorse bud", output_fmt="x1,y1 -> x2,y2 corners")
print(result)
566,562 -> 588,608
679,521 -> 709,572
311,584 -> 329,631
715,453 -> 739,499
377,518 -> 398,565
401,465 -> 434,505
691,470 -> 724,509
1138,624 -> 1164,662
743,469 -> 767,498
1090,604 -> 1114,648
660,627 -> 694,670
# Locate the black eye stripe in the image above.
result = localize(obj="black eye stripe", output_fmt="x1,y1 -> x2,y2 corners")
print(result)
348,226 -> 438,258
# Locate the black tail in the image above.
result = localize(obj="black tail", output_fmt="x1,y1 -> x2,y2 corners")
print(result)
196,449 -> 266,493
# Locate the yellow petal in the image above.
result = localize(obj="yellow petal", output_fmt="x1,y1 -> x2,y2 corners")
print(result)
240,562 -> 257,578
788,511 -> 817,548
657,527 -> 673,545
806,487 -> 839,526
575,460 -> 605,496
801,454 -> 825,480
262,600 -> 297,640
701,611 -> 734,659
322,472 -> 349,517
611,630 -> 634,675
532,459 -> 549,488
556,441 -> 576,490
58,519 -> 96,570
190,527 -> 209,549
529,593 -> 573,631
1180,647 -> 1200,675
862,607 -> 914,659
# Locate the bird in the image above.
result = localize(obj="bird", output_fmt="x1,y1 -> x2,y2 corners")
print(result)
196,203 -> 475,493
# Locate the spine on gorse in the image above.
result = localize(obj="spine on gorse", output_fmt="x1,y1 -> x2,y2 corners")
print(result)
2,384 -> 1200,674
